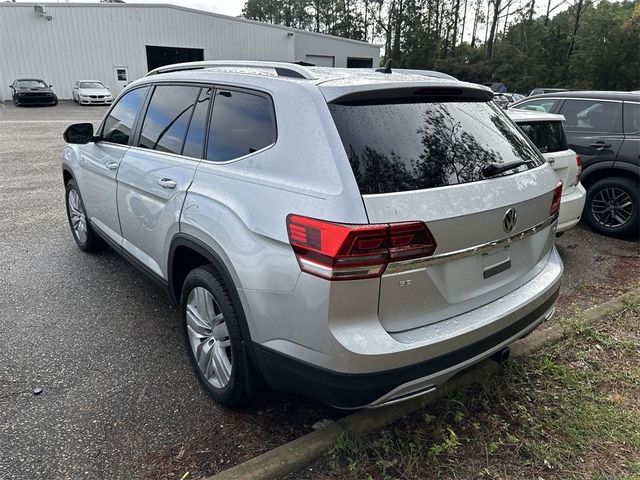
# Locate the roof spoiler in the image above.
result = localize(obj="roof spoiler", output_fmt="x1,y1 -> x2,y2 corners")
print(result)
324,84 -> 494,104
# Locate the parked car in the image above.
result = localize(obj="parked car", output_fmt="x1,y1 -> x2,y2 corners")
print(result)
511,91 -> 639,237
10,78 -> 58,106
72,80 -> 113,105
529,88 -> 568,97
494,92 -> 526,109
61,61 -> 563,409
507,109 -> 586,233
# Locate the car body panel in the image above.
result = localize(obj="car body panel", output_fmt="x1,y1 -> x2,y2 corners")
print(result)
116,147 -> 199,279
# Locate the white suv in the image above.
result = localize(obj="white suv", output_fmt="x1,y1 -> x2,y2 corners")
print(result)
507,109 -> 586,233
62,61 -> 563,409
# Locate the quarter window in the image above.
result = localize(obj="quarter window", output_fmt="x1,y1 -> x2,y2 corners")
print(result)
559,99 -> 622,133
182,87 -> 212,158
623,102 -> 640,134
101,87 -> 148,145
206,89 -> 276,162
138,85 -> 199,155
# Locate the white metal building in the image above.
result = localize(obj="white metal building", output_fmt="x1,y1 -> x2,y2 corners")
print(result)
0,3 -> 380,100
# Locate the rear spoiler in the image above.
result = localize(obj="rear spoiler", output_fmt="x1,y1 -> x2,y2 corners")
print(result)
321,82 -> 494,104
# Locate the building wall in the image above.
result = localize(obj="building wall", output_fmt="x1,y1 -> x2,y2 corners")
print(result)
294,31 -> 379,68
0,3 -> 380,101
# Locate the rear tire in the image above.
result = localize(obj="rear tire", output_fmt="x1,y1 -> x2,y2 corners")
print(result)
181,265 -> 250,407
584,176 -> 639,237
65,179 -> 104,252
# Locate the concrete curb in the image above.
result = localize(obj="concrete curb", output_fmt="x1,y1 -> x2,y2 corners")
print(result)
204,288 -> 640,480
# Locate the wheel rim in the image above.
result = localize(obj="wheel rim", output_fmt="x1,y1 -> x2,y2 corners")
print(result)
591,187 -> 634,228
186,287 -> 232,389
67,189 -> 88,244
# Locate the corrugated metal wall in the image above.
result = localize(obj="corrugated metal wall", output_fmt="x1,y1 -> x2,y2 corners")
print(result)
0,4 -> 380,101
294,31 -> 380,68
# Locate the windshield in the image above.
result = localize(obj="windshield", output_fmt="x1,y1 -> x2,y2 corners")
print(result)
80,82 -> 105,89
329,100 -> 543,195
16,80 -> 47,89
517,121 -> 568,153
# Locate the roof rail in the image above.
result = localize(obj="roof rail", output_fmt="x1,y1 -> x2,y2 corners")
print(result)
145,60 -> 317,79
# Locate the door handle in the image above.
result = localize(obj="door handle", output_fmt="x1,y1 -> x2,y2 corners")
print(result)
105,161 -> 119,171
158,178 -> 177,189
589,141 -> 611,149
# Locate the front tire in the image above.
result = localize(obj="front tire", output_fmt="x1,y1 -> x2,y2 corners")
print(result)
65,180 -> 104,252
181,265 -> 250,406
584,176 -> 639,237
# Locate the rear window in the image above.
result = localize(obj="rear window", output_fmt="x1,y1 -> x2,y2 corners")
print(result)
329,101 -> 543,195
517,121 -> 568,153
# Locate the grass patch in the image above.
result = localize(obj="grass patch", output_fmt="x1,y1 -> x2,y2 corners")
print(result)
317,304 -> 640,479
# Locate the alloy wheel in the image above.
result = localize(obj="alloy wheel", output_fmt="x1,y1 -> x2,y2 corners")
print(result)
67,189 -> 88,244
186,287 -> 232,389
591,187 -> 633,228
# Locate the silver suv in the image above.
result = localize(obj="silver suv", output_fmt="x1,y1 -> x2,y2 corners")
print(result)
62,61 -> 563,409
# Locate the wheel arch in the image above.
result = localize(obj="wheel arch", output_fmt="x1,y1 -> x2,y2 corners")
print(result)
581,162 -> 639,189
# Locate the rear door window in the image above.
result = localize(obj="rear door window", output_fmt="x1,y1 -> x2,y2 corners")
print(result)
206,89 -> 276,162
329,101 -> 543,195
559,99 -> 622,134
517,121 -> 568,153
101,87 -> 148,145
138,85 -> 200,155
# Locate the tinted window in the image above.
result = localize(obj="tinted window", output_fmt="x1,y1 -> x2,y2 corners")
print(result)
206,89 -> 276,161
102,87 -> 148,145
515,99 -> 556,113
559,99 -> 622,133
329,101 -> 543,195
624,102 -> 640,134
183,87 -> 212,158
138,85 -> 199,155
517,121 -> 568,153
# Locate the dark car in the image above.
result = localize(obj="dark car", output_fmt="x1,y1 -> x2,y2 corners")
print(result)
511,91 -> 639,237
10,78 -> 58,106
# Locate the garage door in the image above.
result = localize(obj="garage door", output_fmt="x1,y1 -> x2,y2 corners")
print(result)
305,55 -> 335,67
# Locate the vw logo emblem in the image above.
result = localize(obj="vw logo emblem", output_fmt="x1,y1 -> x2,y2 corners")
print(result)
503,208 -> 518,233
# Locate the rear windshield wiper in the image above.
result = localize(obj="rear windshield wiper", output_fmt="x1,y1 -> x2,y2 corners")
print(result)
482,160 -> 529,178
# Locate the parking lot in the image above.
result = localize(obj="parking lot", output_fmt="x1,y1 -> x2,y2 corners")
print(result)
0,102 -> 638,480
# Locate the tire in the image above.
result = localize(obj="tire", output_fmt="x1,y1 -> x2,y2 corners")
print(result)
64,179 -> 104,252
584,176 -> 639,237
181,265 -> 250,406
13,98 -> 19,106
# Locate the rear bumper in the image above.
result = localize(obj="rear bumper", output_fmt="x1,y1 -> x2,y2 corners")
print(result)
255,247 -> 563,408
557,183 -> 586,232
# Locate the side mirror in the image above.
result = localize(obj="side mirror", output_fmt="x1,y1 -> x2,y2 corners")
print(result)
49,84 -> 53,87
64,123 -> 94,144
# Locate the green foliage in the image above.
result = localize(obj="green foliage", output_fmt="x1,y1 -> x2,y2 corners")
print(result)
241,0 -> 639,92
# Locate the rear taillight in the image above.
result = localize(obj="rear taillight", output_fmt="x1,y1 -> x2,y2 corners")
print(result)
575,154 -> 582,184
550,181 -> 563,216
286,215 -> 437,280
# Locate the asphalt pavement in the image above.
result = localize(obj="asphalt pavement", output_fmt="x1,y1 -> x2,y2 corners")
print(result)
0,101 -> 637,480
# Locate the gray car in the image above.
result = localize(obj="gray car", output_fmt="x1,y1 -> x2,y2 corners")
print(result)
61,61 -> 563,409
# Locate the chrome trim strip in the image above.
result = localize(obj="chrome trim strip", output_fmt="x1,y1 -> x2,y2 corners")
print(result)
385,213 -> 558,274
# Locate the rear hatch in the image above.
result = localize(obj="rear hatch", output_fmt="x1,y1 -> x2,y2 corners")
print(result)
325,86 -> 560,333
516,119 -> 578,195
